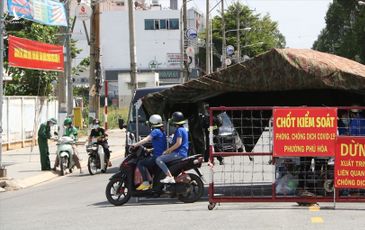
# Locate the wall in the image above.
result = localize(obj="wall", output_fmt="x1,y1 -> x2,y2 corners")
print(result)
1,97 -> 58,150
118,72 -> 159,107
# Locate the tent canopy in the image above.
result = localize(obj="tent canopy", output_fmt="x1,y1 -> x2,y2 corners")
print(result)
143,48 -> 365,115
142,48 -> 365,155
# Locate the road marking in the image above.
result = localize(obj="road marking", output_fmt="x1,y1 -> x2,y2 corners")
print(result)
311,217 -> 324,223
309,204 -> 320,212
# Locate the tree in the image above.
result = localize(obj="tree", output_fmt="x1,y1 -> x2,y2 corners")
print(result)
3,18 -> 82,96
313,0 -> 365,64
198,2 -> 286,72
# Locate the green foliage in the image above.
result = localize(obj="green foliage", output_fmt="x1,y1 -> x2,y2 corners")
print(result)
198,2 -> 286,72
3,18 -> 82,96
313,0 -> 365,63
98,107 -> 129,129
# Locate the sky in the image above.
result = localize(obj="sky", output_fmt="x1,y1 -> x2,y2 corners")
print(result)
158,0 -> 333,49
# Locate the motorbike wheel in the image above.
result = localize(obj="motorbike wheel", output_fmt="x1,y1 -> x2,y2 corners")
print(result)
177,173 -> 204,203
59,157 -> 68,176
88,156 -> 98,175
105,176 -> 131,206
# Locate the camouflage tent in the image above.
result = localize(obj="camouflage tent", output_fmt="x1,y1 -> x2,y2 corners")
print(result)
142,48 -> 365,156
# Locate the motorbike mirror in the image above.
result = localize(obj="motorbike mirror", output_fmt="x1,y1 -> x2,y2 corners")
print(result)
118,118 -> 126,129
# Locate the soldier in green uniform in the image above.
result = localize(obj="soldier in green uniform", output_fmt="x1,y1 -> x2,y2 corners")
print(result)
38,118 -> 57,170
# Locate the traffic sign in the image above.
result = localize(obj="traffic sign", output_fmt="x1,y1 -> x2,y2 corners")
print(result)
185,46 -> 195,57
76,3 -> 92,21
226,45 -> 234,56
185,28 -> 198,40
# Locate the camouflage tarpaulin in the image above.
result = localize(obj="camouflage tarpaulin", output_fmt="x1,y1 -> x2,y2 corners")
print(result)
143,48 -> 365,115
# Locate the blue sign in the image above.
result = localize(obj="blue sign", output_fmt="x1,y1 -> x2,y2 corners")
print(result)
226,45 -> 234,56
7,0 -> 67,27
185,28 -> 198,40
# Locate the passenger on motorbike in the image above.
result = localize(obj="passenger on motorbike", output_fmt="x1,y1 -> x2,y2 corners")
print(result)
132,114 -> 167,190
88,119 -> 112,167
156,111 -> 188,184
52,118 -> 82,173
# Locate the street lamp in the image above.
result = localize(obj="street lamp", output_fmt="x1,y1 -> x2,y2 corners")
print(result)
222,27 -> 251,65
359,1 -> 365,6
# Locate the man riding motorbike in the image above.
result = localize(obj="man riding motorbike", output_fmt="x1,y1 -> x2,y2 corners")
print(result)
156,111 -> 188,184
88,119 -> 112,168
52,118 -> 82,173
132,114 -> 167,190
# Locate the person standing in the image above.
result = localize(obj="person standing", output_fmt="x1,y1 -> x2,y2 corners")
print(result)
38,118 -> 57,170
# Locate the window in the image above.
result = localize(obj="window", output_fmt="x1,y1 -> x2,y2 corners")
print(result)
160,19 -> 167,29
144,19 -> 154,30
154,19 -> 159,30
168,18 -> 179,30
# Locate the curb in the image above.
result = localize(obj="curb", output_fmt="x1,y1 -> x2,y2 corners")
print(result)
1,151 -> 123,192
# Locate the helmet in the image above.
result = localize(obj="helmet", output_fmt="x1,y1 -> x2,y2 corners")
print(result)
48,118 -> 57,124
170,111 -> 185,125
93,119 -> 100,125
64,118 -> 72,126
149,114 -> 163,128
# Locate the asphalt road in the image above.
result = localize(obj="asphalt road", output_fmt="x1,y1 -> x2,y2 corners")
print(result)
1,157 -> 365,230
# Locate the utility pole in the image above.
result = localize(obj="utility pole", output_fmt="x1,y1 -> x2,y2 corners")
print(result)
205,0 -> 210,75
58,0 -> 68,135
65,0 -> 73,116
182,0 -> 188,82
89,1 -> 101,120
221,0 -> 226,68
0,0 -> 6,176
128,0 -> 137,95
236,8 -> 240,63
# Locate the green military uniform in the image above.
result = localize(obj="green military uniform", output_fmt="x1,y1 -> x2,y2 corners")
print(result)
64,126 -> 78,141
38,122 -> 52,170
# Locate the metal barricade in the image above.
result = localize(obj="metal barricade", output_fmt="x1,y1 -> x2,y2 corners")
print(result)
207,106 -> 365,210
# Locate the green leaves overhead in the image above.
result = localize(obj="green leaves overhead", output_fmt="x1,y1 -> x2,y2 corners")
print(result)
313,0 -> 365,64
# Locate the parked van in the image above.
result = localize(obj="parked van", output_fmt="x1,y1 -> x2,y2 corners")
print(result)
119,86 -> 172,156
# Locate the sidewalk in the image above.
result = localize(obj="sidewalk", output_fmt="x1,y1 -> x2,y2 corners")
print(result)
0,129 -> 125,192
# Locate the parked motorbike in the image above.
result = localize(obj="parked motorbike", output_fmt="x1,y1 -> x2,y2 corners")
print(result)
56,136 -> 76,176
105,146 -> 205,206
86,142 -> 108,175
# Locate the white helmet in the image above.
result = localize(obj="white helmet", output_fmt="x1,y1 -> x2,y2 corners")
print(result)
149,114 -> 163,128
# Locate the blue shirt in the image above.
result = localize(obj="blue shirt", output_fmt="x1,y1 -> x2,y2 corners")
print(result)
150,128 -> 167,157
172,127 -> 189,158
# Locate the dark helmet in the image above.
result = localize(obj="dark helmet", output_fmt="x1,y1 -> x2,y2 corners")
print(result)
93,119 -> 100,125
171,111 -> 185,125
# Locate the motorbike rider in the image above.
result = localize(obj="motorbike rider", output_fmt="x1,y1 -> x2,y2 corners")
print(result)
156,111 -> 188,184
132,114 -> 167,190
88,119 -> 112,168
52,118 -> 82,173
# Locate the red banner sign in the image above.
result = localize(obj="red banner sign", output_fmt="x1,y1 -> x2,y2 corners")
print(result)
273,107 -> 337,157
335,137 -> 365,189
8,35 -> 64,72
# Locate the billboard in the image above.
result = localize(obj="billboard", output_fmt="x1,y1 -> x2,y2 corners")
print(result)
8,35 -> 64,72
335,137 -> 365,189
273,107 -> 337,157
7,0 -> 67,27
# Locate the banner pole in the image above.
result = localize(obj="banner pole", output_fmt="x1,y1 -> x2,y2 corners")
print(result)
0,0 -> 5,176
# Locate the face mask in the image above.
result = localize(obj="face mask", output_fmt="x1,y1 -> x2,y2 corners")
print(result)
93,125 -> 99,129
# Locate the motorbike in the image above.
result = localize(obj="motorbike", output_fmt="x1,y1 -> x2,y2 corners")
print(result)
56,136 -> 76,176
86,140 -> 109,175
105,146 -> 205,206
